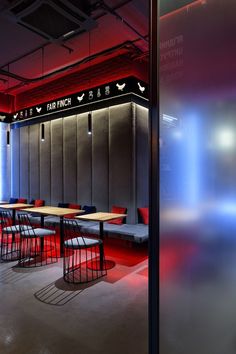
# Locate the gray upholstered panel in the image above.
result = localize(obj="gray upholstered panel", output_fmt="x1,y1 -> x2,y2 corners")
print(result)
136,104 -> 149,209
51,118 -> 63,204
77,113 -> 92,206
92,108 -> 109,211
109,103 -> 135,223
0,124 -> 10,200
19,126 -> 29,199
10,102 -> 148,225
63,115 -> 77,203
29,124 -> 39,201
11,128 -> 20,198
40,122 -> 51,204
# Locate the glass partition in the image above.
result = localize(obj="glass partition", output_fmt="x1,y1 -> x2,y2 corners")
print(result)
160,0 -> 236,353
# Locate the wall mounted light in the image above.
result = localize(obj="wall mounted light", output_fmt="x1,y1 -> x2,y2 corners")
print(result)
41,123 -> 45,141
88,112 -> 92,135
7,130 -> 10,145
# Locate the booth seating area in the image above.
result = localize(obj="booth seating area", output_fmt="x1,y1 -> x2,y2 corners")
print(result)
43,205 -> 149,244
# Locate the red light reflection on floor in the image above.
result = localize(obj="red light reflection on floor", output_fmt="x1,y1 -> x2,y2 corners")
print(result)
51,228 -> 148,267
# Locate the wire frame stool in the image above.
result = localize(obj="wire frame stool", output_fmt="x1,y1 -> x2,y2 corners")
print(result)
0,210 -> 23,261
17,213 -> 58,267
63,219 -> 107,283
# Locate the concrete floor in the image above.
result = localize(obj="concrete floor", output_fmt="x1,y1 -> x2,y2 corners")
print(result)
0,255 -> 148,354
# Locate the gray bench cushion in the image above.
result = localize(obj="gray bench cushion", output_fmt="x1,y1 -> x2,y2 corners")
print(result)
81,223 -> 148,243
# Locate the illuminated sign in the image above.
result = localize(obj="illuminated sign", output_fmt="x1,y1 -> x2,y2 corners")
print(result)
11,76 -> 148,123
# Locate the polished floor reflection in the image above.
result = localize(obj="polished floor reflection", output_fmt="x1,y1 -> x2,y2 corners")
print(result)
0,247 -> 148,354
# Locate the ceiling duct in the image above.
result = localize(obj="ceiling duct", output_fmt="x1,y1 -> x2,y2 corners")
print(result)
4,0 -> 96,42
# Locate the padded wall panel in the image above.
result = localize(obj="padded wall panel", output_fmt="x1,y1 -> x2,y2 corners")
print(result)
40,122 -> 51,204
92,108 -> 109,211
11,128 -> 20,198
51,119 -> 63,204
109,103 -> 135,223
19,126 -> 29,199
136,105 -> 149,209
77,113 -> 92,205
29,124 -> 39,201
0,124 -> 10,200
63,115 -> 77,203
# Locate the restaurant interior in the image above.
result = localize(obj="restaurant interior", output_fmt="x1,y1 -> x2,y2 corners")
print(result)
1,0 -> 236,353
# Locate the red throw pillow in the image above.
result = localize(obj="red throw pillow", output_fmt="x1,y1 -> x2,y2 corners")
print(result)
64,203 -> 81,219
108,206 -> 127,225
18,198 -> 27,203
138,207 -> 149,225
34,199 -> 44,207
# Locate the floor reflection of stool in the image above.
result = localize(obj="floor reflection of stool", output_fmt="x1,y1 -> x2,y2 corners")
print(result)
63,219 -> 107,283
17,213 -> 58,267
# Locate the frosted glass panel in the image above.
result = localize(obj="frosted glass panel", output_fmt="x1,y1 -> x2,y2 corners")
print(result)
160,1 -> 236,353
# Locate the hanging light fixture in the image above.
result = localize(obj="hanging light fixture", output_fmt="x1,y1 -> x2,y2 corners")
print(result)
41,123 -> 45,141
88,112 -> 92,135
7,130 -> 10,145
87,30 -> 92,136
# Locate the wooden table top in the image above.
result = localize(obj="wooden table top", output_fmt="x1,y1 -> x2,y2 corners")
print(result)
0,203 -> 34,209
21,206 -> 84,217
76,212 -> 127,222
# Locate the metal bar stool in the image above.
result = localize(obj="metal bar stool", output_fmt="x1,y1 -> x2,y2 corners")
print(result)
63,219 -> 107,283
17,213 -> 58,267
0,210 -> 31,261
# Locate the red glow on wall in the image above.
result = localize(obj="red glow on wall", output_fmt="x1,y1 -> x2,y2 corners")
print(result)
14,55 -> 148,112
0,93 -> 14,113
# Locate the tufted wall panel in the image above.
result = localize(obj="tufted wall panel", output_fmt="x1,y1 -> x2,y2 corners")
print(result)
136,105 -> 149,209
77,112 -> 92,206
92,108 -> 109,212
19,126 -> 29,199
63,115 -> 77,203
11,128 -> 20,198
51,119 -> 63,205
29,124 -> 40,201
40,121 -> 51,203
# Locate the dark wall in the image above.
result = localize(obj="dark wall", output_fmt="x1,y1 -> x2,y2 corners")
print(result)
10,103 -> 148,223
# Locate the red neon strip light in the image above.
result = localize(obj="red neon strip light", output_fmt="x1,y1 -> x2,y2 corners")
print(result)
160,0 -> 205,20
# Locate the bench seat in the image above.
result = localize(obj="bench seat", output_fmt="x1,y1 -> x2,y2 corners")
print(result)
83,223 -> 148,243
28,216 -> 148,243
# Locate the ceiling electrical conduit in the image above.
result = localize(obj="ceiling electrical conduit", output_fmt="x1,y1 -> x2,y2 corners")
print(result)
0,0 -> 139,71
0,38 -> 145,93
99,0 -> 148,43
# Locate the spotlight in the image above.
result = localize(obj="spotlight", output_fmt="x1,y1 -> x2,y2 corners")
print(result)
7,131 -> 10,145
41,123 -> 45,141
88,112 -> 92,135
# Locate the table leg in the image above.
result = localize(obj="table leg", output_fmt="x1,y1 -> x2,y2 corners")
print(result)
40,215 -> 45,227
99,221 -> 104,239
12,209 -> 16,225
99,222 -> 104,269
40,216 -> 45,251
60,216 -> 64,257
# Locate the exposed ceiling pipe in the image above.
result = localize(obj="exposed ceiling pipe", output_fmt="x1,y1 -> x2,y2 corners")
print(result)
0,0 -> 135,71
0,0 -> 148,93
99,0 -> 149,43
1,39 -> 142,93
